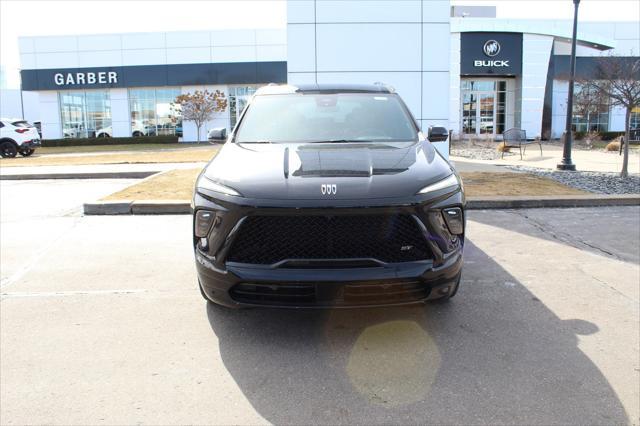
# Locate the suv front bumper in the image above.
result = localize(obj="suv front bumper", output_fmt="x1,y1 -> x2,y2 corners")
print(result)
193,190 -> 465,308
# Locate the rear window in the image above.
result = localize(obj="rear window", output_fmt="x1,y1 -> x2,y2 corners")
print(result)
235,93 -> 418,143
11,121 -> 32,128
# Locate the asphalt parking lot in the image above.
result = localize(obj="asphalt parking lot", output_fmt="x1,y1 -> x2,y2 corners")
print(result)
1,179 -> 638,425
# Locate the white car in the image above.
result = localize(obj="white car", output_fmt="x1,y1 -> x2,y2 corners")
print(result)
0,118 -> 41,158
96,121 -> 147,138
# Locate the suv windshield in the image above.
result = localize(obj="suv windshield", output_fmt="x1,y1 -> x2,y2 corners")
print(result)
235,93 -> 418,143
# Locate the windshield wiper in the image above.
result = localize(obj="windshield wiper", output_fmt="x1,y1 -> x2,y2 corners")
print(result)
308,139 -> 365,144
237,140 -> 272,144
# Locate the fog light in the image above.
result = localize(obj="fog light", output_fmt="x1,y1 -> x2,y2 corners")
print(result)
439,286 -> 450,295
442,208 -> 463,235
195,210 -> 215,237
199,237 -> 209,250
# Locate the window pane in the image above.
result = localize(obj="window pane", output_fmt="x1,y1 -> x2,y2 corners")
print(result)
59,91 -> 111,138
86,91 -> 111,137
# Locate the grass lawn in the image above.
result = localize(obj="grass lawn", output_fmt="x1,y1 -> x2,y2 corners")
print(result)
101,169 -> 587,202
460,172 -> 587,196
36,143 -> 210,154
0,145 -> 219,167
102,168 -> 202,201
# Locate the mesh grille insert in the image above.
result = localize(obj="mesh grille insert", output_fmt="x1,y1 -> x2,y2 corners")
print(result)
226,214 -> 432,265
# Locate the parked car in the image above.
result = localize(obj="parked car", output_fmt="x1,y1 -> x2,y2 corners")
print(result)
95,121 -> 147,138
0,118 -> 41,158
193,84 -> 465,308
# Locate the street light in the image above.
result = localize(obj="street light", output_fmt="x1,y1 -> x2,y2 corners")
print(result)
558,0 -> 581,171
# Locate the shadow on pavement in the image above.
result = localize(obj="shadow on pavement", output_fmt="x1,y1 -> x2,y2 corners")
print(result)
206,240 -> 628,424
469,207 -> 640,265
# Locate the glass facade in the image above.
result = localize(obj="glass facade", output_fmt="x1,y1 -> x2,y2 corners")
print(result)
229,86 -> 258,129
129,88 -> 182,137
460,80 -> 507,136
630,107 -> 640,130
60,91 -> 111,138
571,83 -> 610,133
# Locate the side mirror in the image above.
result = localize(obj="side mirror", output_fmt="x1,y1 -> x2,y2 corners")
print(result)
428,126 -> 449,143
208,127 -> 227,142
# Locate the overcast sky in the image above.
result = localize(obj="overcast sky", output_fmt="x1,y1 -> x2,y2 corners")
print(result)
1,0 -> 638,88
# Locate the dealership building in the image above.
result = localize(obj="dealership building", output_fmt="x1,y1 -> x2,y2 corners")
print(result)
4,1 -> 639,154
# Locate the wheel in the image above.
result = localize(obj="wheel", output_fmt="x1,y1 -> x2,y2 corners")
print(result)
19,149 -> 35,157
97,132 -> 110,138
430,273 -> 461,304
0,141 -> 18,158
132,131 -> 143,137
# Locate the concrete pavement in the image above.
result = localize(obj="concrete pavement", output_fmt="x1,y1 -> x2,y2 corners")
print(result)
1,179 -> 638,425
0,162 -> 206,179
451,144 -> 640,174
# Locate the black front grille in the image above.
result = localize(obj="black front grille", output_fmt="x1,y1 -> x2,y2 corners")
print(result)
226,214 -> 432,265
229,281 -> 430,306
230,283 -> 316,305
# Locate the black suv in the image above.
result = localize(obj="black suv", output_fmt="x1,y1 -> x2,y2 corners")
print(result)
193,84 -> 465,308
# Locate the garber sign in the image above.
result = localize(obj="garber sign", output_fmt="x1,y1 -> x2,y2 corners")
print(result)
54,71 -> 118,86
461,32 -> 523,75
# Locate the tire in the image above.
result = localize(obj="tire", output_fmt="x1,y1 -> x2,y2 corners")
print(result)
97,132 -> 110,138
430,273 -> 462,304
0,141 -> 18,158
19,149 -> 35,157
132,131 -> 143,137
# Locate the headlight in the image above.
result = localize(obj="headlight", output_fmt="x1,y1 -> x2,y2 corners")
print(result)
197,176 -> 242,197
417,174 -> 460,195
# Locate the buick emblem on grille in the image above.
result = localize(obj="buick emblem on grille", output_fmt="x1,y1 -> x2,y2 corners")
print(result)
321,184 -> 337,195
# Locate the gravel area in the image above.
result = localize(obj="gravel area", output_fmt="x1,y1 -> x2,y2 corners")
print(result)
505,165 -> 640,194
450,145 -> 502,160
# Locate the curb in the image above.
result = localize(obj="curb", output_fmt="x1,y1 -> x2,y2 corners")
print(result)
84,200 -> 191,215
465,194 -> 640,209
0,171 -> 158,180
83,194 -> 640,215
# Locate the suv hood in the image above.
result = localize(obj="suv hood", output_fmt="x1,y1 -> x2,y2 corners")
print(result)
203,141 -> 454,200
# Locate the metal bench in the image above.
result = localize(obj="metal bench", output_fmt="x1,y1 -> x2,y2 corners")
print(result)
502,128 -> 543,160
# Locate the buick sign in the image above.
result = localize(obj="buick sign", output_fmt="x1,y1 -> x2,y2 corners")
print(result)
461,33 -> 522,75
483,40 -> 501,57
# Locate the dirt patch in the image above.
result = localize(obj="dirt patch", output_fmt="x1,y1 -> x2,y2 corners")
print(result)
101,168 -> 203,201
460,172 -> 588,196
0,146 -> 218,167
101,169 -> 587,202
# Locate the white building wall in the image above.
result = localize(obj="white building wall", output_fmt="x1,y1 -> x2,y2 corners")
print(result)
19,29 -> 286,139
449,33 -> 461,139
551,79 -> 568,139
609,105 -> 628,132
109,88 -> 130,138
287,0 -> 451,158
519,33 -> 554,138
39,91 -> 62,139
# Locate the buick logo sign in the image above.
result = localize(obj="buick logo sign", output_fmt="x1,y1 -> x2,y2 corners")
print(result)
483,40 -> 501,57
321,184 -> 337,195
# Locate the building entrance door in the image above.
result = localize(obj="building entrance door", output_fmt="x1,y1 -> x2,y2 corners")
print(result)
461,80 -> 507,137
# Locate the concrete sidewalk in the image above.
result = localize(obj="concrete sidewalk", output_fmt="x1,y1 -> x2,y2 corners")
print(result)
0,162 -> 206,179
451,144 -> 640,174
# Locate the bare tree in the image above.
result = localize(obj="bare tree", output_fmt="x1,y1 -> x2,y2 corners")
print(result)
173,90 -> 228,143
582,56 -> 640,177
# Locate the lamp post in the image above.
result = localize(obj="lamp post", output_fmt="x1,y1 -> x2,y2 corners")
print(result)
558,0 -> 581,171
